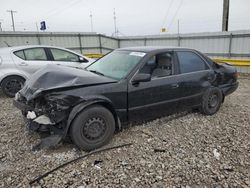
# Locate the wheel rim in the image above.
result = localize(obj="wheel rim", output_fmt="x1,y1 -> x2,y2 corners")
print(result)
81,117 -> 106,141
5,79 -> 23,95
208,93 -> 219,108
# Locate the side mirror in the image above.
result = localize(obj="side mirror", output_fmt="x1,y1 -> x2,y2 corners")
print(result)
132,73 -> 151,84
79,57 -> 88,63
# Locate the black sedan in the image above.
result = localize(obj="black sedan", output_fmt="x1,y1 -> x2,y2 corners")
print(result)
14,47 -> 239,150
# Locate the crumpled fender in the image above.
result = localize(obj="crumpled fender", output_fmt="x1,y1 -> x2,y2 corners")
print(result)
62,97 -> 121,139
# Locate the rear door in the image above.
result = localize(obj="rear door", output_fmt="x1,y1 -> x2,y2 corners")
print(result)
174,50 -> 215,108
13,47 -> 51,75
48,48 -> 89,68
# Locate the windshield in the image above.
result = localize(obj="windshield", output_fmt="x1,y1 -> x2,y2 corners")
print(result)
86,50 -> 146,80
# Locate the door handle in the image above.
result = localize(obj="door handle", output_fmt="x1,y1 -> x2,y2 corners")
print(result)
171,83 -> 179,88
20,62 -> 28,66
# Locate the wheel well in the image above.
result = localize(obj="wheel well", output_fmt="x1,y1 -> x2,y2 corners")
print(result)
94,102 -> 121,131
0,75 -> 26,86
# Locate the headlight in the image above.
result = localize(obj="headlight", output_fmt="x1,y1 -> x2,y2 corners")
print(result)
15,92 -> 21,101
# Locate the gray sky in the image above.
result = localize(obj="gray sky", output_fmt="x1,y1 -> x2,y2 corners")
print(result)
0,0 -> 250,36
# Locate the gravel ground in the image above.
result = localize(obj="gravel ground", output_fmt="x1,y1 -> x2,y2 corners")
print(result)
0,78 -> 250,188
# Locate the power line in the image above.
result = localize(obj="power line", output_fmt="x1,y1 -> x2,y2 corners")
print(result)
7,10 -> 17,32
167,0 -> 184,32
161,0 -> 174,29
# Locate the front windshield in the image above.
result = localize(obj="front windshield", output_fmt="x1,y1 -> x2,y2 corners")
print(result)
86,50 -> 146,80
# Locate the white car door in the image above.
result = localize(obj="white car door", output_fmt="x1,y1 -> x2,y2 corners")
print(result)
13,47 -> 51,75
49,48 -> 90,68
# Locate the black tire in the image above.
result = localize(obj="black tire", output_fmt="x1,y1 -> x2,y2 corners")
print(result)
70,105 -> 115,151
200,87 -> 223,115
1,76 -> 25,97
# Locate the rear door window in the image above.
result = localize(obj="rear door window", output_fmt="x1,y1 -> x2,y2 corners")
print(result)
176,51 -> 208,74
23,48 -> 47,61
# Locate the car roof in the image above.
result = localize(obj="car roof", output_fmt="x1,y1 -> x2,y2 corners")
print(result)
117,46 -> 196,53
0,45 -> 83,55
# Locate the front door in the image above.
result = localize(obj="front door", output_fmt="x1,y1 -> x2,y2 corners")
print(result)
128,51 -> 181,122
48,48 -> 84,68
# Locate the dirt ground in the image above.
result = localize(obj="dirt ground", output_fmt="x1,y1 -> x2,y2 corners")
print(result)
0,78 -> 249,188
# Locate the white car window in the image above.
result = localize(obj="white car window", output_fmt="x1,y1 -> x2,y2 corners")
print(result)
50,48 -> 79,62
14,50 -> 25,60
24,48 -> 47,61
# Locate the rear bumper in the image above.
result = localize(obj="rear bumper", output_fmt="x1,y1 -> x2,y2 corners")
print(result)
220,81 -> 239,96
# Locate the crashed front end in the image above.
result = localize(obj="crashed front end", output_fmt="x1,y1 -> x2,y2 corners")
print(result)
14,91 -> 83,149
15,92 -> 81,132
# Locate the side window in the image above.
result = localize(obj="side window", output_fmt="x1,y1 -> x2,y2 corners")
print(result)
14,50 -> 25,60
177,51 -> 208,74
24,48 -> 47,61
140,52 -> 173,78
50,48 -> 79,62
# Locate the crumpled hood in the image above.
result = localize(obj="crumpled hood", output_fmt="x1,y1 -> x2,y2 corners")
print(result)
20,64 -> 117,100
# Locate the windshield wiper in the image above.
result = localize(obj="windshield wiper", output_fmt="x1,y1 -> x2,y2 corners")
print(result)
88,69 -> 105,76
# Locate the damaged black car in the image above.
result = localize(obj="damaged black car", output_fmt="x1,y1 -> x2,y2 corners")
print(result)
13,47 -> 239,151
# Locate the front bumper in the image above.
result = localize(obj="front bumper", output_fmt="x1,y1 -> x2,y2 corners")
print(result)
13,99 -> 33,111
220,81 -> 239,96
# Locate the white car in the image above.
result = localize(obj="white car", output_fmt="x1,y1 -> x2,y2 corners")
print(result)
0,45 -> 94,97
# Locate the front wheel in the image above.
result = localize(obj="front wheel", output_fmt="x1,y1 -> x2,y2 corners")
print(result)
70,105 -> 115,151
200,87 -> 223,115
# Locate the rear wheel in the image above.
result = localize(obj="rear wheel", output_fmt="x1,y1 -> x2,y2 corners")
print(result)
200,87 -> 223,115
1,76 -> 25,97
70,105 -> 115,151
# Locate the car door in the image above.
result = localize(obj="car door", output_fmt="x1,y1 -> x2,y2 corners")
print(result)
128,51 -> 181,122
13,47 -> 51,75
174,50 -> 215,108
48,48 -> 89,68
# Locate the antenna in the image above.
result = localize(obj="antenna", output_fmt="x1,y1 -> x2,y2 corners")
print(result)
113,8 -> 118,36
90,11 -> 93,32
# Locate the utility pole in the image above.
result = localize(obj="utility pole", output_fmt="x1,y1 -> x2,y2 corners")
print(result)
177,19 -> 180,35
0,19 -> 3,31
222,0 -> 230,31
36,22 -> 39,32
113,8 -> 118,37
7,10 -> 17,32
90,11 -> 93,32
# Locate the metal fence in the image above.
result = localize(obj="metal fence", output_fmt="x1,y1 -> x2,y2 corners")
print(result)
1,30 -> 250,73
1,30 -> 250,59
0,31 -> 119,54
119,30 -> 250,60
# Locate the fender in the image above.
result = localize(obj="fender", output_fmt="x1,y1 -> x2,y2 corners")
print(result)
63,98 -> 121,139
0,70 -> 29,84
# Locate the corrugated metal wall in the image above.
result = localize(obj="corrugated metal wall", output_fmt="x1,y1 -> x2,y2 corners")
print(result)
119,30 -> 250,59
0,32 -> 119,55
1,30 -> 250,59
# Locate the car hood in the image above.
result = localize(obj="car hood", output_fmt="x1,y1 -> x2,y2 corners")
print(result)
20,64 -> 117,101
